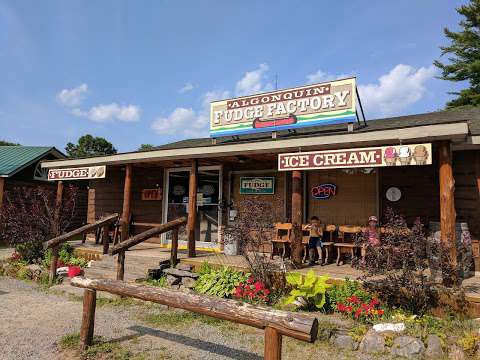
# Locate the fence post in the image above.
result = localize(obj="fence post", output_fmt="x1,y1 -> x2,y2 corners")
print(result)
170,227 -> 179,267
116,250 -> 125,281
264,326 -> 282,360
80,289 -> 96,349
102,225 -> 110,255
49,245 -> 59,284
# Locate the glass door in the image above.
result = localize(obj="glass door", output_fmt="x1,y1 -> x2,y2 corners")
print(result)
164,167 -> 221,248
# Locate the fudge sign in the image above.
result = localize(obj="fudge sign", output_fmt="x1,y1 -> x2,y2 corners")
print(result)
210,78 -> 357,137
278,143 -> 432,171
48,166 -> 106,180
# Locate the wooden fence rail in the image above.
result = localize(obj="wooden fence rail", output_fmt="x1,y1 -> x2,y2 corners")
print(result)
108,216 -> 187,281
71,277 -> 318,360
43,213 -> 119,283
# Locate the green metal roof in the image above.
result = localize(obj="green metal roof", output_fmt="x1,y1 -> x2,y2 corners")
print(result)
0,146 -> 64,177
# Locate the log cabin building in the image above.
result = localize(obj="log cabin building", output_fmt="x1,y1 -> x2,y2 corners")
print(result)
40,79 -> 480,267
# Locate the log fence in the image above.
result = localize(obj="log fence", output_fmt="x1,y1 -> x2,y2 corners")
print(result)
71,277 -> 318,359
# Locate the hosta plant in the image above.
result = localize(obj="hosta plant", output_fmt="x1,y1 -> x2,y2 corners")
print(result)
285,270 -> 331,310
194,266 -> 249,298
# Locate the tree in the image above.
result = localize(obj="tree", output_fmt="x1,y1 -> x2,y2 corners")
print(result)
0,140 -> 19,146
434,0 -> 480,108
65,134 -> 117,158
138,144 -> 155,151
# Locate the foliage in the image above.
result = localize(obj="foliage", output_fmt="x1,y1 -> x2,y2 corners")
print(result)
196,261 -> 213,276
233,276 -> 270,304
336,296 -> 384,323
355,207 -> 467,315
458,332 -> 480,356
0,185 -> 78,263
58,333 -> 81,349
326,278 -> 371,312
434,0 -> 480,108
223,197 -> 283,290
194,266 -> 249,298
144,275 -> 167,288
65,134 -> 117,158
138,144 -> 155,151
43,243 -> 89,268
0,140 -> 20,146
349,324 -> 369,343
284,270 -> 331,310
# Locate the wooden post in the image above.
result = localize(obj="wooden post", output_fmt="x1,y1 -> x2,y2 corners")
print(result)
121,164 -> 133,242
187,159 -> 198,258
264,326 -> 282,360
53,181 -> 64,236
102,225 -> 109,255
291,170 -> 303,265
0,177 -> 5,213
79,289 -> 96,349
49,245 -> 59,283
439,141 -> 457,286
116,251 -> 125,281
170,227 -> 179,267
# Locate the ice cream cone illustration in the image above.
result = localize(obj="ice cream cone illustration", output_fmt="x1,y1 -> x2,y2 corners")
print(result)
384,147 -> 398,166
398,146 -> 412,165
413,145 -> 428,165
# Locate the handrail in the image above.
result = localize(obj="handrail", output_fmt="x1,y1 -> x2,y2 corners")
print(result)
44,213 -> 119,249
71,277 -> 318,359
109,216 -> 187,255
109,216 -> 187,281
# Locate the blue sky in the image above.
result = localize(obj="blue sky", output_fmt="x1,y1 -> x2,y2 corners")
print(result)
0,0 -> 469,152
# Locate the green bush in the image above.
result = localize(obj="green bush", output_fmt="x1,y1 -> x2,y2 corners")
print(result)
194,266 -> 249,298
284,270 -> 331,310
42,243 -> 89,268
326,278 -> 371,312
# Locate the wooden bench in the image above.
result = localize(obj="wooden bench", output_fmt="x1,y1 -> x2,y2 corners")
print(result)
334,225 -> 362,265
271,223 -> 292,259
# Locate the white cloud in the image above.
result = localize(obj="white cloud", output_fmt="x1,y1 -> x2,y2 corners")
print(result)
306,70 -> 350,84
73,103 -> 141,123
235,63 -> 272,96
151,107 -> 208,137
202,90 -> 231,108
56,84 -> 88,107
179,82 -> 195,93
358,64 -> 436,116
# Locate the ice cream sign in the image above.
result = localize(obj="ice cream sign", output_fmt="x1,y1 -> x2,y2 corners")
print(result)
278,143 -> 432,171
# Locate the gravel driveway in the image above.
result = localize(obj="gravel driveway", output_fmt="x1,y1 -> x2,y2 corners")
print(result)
0,277 -> 378,360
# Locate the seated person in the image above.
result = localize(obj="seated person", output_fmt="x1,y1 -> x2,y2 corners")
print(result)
305,216 -> 324,266
361,215 -> 380,262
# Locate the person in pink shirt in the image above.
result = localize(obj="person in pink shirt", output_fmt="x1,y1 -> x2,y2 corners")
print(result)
361,215 -> 380,263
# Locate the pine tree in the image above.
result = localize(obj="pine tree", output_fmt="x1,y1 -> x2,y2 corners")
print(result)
434,0 -> 480,108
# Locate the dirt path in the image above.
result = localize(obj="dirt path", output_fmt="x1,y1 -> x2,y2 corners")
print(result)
0,277 -> 381,360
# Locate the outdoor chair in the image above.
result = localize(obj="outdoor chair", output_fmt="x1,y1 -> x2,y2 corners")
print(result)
334,225 -> 362,265
272,223 -> 292,259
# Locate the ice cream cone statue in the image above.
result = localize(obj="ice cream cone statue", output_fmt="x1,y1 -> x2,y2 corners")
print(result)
384,147 -> 398,166
398,146 -> 412,165
413,144 -> 428,165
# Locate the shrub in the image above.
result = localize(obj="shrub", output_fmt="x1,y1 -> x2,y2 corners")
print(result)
42,243 -> 89,269
326,278 -> 371,312
336,296 -> 384,323
233,276 -> 270,304
194,266 -> 249,298
284,270 -> 331,310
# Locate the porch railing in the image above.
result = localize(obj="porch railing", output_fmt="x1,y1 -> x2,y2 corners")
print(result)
108,216 -> 187,281
43,213 -> 120,283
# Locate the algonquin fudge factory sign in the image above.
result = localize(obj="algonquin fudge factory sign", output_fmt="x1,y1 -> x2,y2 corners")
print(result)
278,143 -> 432,171
48,166 -> 106,180
210,78 -> 357,137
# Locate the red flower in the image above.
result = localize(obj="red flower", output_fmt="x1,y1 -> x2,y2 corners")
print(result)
247,277 -> 254,285
346,295 -> 360,304
254,281 -> 264,291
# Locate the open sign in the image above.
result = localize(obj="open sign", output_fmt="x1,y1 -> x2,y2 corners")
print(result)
311,183 -> 337,200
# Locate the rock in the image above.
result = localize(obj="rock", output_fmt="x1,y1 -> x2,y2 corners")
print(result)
26,264 -> 42,280
163,267 -> 199,279
159,259 -> 171,267
359,330 -> 385,354
166,274 -> 180,286
175,263 -> 193,271
391,336 -> 425,358
448,345 -> 466,360
56,266 -> 69,276
330,334 -> 358,351
425,334 -> 444,359
181,277 -> 196,289
373,322 -> 406,334
147,268 -> 163,279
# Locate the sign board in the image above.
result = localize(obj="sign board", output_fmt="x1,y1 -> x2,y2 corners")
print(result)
141,188 -> 162,201
240,177 -> 275,194
48,166 -> 106,180
311,183 -> 337,200
278,143 -> 432,171
210,78 -> 358,137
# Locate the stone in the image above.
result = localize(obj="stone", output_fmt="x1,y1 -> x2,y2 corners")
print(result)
373,323 -> 406,334
425,334 -> 444,359
391,336 -> 425,358
166,274 -> 180,286
56,266 -> 69,276
146,268 -> 163,279
163,267 -> 199,279
26,264 -> 42,280
175,263 -> 193,271
359,330 -> 385,354
330,334 -> 358,351
181,277 -> 196,289
448,345 -> 466,360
